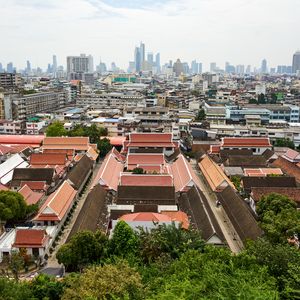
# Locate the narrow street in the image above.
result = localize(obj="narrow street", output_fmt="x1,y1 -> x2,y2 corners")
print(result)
45,160 -> 102,269
191,159 -> 244,253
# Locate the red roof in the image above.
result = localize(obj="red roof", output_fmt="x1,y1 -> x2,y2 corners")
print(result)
161,211 -> 190,229
222,137 -> 271,148
30,153 -> 68,167
101,136 -> 126,146
119,212 -> 172,222
0,144 -> 13,155
13,229 -> 48,248
119,174 -> 173,187
42,137 -> 90,151
0,135 -> 44,147
127,153 -> 164,168
19,184 -> 44,205
20,181 -> 47,191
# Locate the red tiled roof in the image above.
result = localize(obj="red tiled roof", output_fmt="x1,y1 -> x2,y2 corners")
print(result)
119,212 -> 172,222
222,137 -> 271,147
20,181 -> 47,191
0,184 -> 8,191
0,135 -> 44,147
42,137 -> 90,151
272,156 -> 300,182
33,180 -> 76,222
101,136 -> 126,146
0,144 -> 12,155
282,149 -> 300,162
13,229 -> 48,248
244,168 -> 283,177
19,184 -> 44,205
30,153 -> 68,167
43,149 -> 74,159
127,154 -> 164,168
119,174 -> 173,187
210,145 -> 221,154
161,211 -> 190,229
130,133 -> 173,143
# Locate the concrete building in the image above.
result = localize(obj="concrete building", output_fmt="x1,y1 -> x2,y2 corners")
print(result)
66,54 -> 93,79
292,51 -> 300,74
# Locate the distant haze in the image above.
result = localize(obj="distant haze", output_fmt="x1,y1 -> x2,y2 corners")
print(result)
0,0 -> 299,70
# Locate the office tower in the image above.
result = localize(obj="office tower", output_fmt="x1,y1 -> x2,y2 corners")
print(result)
0,63 -> 2,72
7,62 -> 14,73
128,61 -> 135,73
287,66 -> 292,74
97,62 -> 107,74
182,62 -> 190,74
198,63 -> 203,73
246,65 -> 251,74
292,51 -> 300,74
26,60 -> 31,73
210,62 -> 216,72
261,59 -> 267,73
155,53 -> 161,72
225,62 -> 235,73
111,62 -> 117,72
88,55 -> 94,72
270,68 -> 276,74
147,52 -> 154,65
236,65 -> 245,75
52,55 -> 57,74
173,59 -> 184,76
67,54 -> 91,79
191,60 -> 199,74
134,47 -> 141,72
47,63 -> 52,73
140,42 -> 145,65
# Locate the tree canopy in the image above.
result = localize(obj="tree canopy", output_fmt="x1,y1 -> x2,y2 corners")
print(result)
97,137 -> 112,156
273,138 -> 295,149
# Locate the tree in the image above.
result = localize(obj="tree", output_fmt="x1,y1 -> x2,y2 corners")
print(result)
0,278 -> 33,300
62,261 -> 143,300
109,221 -> 139,258
274,138 -> 295,149
97,137 -> 112,157
132,167 -> 145,174
249,98 -> 258,104
0,190 -> 35,225
195,108 -> 206,121
258,93 -> 266,104
57,230 -> 108,272
8,251 -> 24,281
46,121 -> 67,137
231,176 -> 242,191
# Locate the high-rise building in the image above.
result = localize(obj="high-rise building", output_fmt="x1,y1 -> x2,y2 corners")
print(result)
111,62 -> 117,72
246,65 -> 251,74
147,52 -> 154,65
88,55 -> 94,73
97,62 -> 107,74
67,54 -> 92,79
173,59 -> 184,76
236,65 -> 245,75
134,47 -> 141,72
7,62 -> 14,73
292,51 -> 300,74
198,63 -> 203,73
210,62 -> 217,72
140,42 -> 145,65
191,60 -> 199,74
26,60 -> 31,73
0,63 -> 3,72
261,59 -> 267,73
155,53 -> 161,73
52,55 -> 57,75
225,62 -> 235,73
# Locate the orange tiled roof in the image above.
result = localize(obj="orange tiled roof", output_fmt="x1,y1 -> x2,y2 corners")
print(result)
244,168 -> 283,177
42,137 -> 90,151
222,137 -> 271,147
120,173 -> 173,187
119,212 -> 172,222
0,135 -> 44,147
13,229 -> 48,248
30,153 -> 68,167
19,184 -> 44,205
33,180 -> 76,222
161,211 -> 190,229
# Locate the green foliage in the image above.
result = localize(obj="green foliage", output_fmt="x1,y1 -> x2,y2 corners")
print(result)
274,138 -> 295,149
7,251 -> 24,281
97,137 -> 112,157
0,277 -> 33,300
30,274 -> 65,300
62,261 -> 143,300
0,190 -> 33,224
132,167 -> 145,174
257,193 -> 300,243
195,108 -> 206,121
68,124 -> 107,144
231,176 -> 242,191
46,121 -> 67,137
56,230 -> 108,272
249,98 -> 258,104
258,93 -> 266,104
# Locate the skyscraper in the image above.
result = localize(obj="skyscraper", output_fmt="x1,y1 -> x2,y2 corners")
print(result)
134,47 -> 141,72
261,59 -> 267,73
155,53 -> 161,72
140,42 -> 145,65
191,60 -> 199,74
0,63 -> 3,72
7,62 -> 14,73
246,65 -> 251,74
210,62 -> 217,72
88,55 -> 94,73
52,55 -> 57,75
292,51 -> 300,74
198,63 -> 203,74
147,52 -> 154,65
173,59 -> 184,76
26,60 -> 31,73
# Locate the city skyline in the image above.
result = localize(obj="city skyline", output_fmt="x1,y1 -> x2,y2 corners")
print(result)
0,0 -> 299,69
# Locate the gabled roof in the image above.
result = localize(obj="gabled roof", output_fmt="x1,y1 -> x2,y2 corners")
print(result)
67,155 -> 93,190
30,153 -> 68,167
272,156 -> 300,182
221,137 -> 271,148
11,168 -> 55,188
43,148 -> 74,160
224,155 -> 267,167
127,153 -> 165,169
42,137 -> 90,151
217,186 -> 263,243
13,229 -> 48,248
119,173 -> 173,187
86,146 -> 98,161
33,180 -> 76,222
0,135 -> 44,147
242,175 -> 297,193
167,154 -> 202,192
161,211 -> 190,230
119,212 -> 171,222
244,168 -> 283,177
0,144 -> 13,156
20,181 -> 48,191
0,154 -> 29,185
19,184 -> 44,205
220,149 -> 253,161
282,149 -> 300,163
198,155 -> 235,192
91,149 -> 124,191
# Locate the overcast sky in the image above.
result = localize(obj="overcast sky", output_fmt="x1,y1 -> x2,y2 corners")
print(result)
0,0 -> 299,71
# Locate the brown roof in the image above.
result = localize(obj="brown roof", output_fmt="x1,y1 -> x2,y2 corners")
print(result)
117,185 -> 175,205
178,186 -> 225,244
11,168 -> 55,188
217,186 -> 263,243
242,176 -> 297,193
13,229 -> 48,248
272,156 -> 300,183
30,153 -> 68,167
222,137 -> 271,147
67,155 -> 93,190
224,155 -> 267,168
220,149 -> 253,161
251,187 -> 300,206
